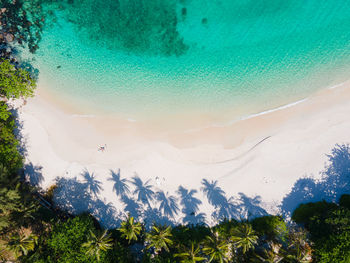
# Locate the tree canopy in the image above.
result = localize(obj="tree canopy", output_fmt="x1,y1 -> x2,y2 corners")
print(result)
0,59 -> 36,99
292,196 -> 350,262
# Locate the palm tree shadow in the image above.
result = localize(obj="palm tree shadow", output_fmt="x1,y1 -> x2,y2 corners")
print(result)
131,174 -> 155,208
200,179 -> 267,221
236,193 -> 268,219
156,190 -> 179,218
211,198 -> 238,221
177,186 -> 206,225
108,169 -> 130,198
281,144 -> 350,216
201,179 -> 227,208
82,169 -> 103,197
280,178 -> 322,217
92,199 -> 121,229
200,179 -> 234,221
121,195 -> 141,219
23,162 -> 43,187
51,144 -> 350,227
322,144 -> 350,199
54,177 -> 92,214
12,109 -> 29,158
54,176 -> 121,228
142,207 -> 173,229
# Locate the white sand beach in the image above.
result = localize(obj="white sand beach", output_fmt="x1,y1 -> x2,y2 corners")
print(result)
17,81 -> 350,227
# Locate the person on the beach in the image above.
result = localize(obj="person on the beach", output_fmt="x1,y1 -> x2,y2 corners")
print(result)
98,144 -> 107,152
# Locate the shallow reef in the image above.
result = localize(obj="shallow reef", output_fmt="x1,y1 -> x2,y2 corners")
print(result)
60,0 -> 188,56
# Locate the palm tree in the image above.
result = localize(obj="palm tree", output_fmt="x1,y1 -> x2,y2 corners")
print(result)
231,223 -> 258,254
131,175 -> 154,207
7,200 -> 37,229
82,230 -> 113,261
284,229 -> 312,263
146,224 -> 173,254
119,216 -> 142,244
5,231 -> 38,258
256,242 -> 283,263
284,253 -> 312,263
108,169 -> 130,197
175,242 -> 206,263
202,232 -> 230,263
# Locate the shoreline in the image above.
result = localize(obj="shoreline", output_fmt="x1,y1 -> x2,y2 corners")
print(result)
18,80 -> 350,226
34,76 -> 350,143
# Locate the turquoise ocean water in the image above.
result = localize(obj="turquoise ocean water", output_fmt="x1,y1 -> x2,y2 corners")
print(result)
29,0 -> 350,123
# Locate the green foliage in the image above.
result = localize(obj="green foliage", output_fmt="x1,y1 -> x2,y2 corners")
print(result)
0,104 -> 38,233
316,230 -> 350,263
0,59 -> 36,173
4,231 -> 38,258
285,228 -> 312,263
251,215 -> 288,241
292,201 -> 338,225
340,194 -> 350,209
0,103 -> 23,172
214,219 -> 238,241
104,240 -> 133,263
82,230 -> 113,261
146,224 -> 173,253
0,59 -> 38,242
0,102 -> 11,121
292,201 -> 337,239
231,223 -> 258,255
315,207 -> 350,263
0,59 -> 36,99
24,224 -> 132,263
0,160 -> 37,234
293,199 -> 350,263
118,216 -> 142,244
172,224 -> 211,247
174,242 -> 205,262
0,174 -> 22,231
255,243 -> 284,263
202,232 -> 230,262
44,214 -> 100,263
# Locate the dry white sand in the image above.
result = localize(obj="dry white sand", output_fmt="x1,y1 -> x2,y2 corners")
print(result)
16,81 -> 350,227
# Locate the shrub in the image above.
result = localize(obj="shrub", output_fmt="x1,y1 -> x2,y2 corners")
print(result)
339,194 -> 350,209
45,214 -> 98,263
251,215 -> 288,241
